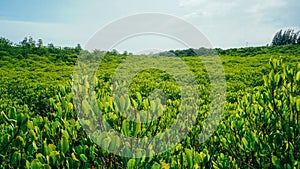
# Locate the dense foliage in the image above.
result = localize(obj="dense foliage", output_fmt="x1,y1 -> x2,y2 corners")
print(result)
0,38 -> 300,168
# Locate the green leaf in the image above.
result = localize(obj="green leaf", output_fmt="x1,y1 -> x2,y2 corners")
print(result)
32,141 -> 39,151
43,164 -> 51,169
26,160 -> 31,168
185,148 -> 193,169
122,143 -> 132,157
47,144 -> 57,153
27,120 -> 34,129
271,155 -> 280,168
109,135 -> 121,152
296,71 -> 300,82
221,137 -> 227,145
79,154 -> 88,163
12,151 -> 21,166
151,162 -> 160,169
241,137 -> 248,148
197,152 -> 205,163
29,130 -> 37,141
82,99 -> 93,117
296,98 -> 300,112
136,92 -> 143,105
133,122 -> 141,136
60,136 -> 69,154
36,153 -> 45,163
212,160 -> 220,169
31,159 -> 42,169
102,137 -> 111,150
283,164 -> 292,169
16,136 -> 25,147
122,120 -> 130,136
49,151 -> 60,165
62,129 -> 69,139
71,152 -> 79,162
1,111 -> 17,123
127,159 -> 136,169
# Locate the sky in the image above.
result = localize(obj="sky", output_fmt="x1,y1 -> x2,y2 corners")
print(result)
0,0 -> 299,53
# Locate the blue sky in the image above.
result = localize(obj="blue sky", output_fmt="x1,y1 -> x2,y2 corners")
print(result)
0,0 -> 299,52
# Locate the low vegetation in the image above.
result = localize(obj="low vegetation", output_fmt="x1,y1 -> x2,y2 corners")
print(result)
0,37 -> 299,168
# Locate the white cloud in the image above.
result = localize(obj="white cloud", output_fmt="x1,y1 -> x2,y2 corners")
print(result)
177,0 -> 294,48
182,11 -> 209,20
245,0 -> 286,13
179,0 -> 207,7
180,0 -> 286,19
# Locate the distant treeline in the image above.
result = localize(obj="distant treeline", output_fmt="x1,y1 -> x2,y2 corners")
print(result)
158,28 -> 300,57
158,45 -> 300,57
0,37 -> 82,62
0,37 -> 129,64
1,32 -> 300,61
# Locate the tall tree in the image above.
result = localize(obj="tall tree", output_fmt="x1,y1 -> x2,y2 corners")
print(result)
272,30 -> 283,46
272,29 -> 300,46
37,39 -> 43,48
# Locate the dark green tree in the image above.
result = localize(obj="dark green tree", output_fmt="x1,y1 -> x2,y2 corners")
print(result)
272,29 -> 300,46
37,39 -> 43,48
